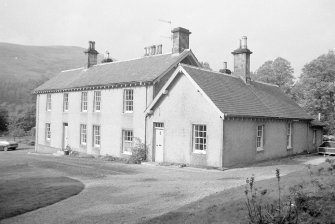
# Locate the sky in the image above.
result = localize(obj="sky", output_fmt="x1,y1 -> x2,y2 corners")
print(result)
0,0 -> 334,77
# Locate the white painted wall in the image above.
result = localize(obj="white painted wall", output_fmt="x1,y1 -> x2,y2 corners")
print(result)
146,73 -> 224,167
36,85 -> 153,156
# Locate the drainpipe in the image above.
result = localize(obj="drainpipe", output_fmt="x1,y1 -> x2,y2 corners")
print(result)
144,85 -> 148,160
35,95 -> 39,152
220,113 -> 226,168
306,122 -> 310,154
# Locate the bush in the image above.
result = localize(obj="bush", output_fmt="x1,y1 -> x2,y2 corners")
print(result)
128,138 -> 147,164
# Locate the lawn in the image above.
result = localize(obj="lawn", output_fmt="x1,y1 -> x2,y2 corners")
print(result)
0,176 -> 84,220
142,158 -> 335,224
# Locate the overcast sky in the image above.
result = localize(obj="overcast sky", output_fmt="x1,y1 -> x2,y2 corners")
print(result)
0,0 -> 334,76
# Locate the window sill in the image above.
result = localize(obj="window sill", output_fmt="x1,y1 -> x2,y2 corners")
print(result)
256,147 -> 264,152
123,151 -> 132,155
124,111 -> 133,114
80,143 -> 87,147
193,150 -> 206,155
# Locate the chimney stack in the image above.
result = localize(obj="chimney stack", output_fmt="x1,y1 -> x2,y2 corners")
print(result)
84,41 -> 99,68
171,27 -> 191,54
219,61 -> 231,74
232,36 -> 252,83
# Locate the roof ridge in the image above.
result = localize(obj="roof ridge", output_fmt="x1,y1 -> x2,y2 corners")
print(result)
179,63 -> 240,79
61,67 -> 84,73
92,52 -> 175,67
252,80 -> 279,87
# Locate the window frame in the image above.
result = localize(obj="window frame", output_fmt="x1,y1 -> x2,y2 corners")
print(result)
93,91 -> 101,112
122,130 -> 133,155
63,93 -> 69,112
256,125 -> 264,152
46,94 -> 52,111
92,125 -> 101,148
45,123 -> 51,141
80,124 -> 87,146
123,89 -> 134,113
81,92 -> 88,112
287,122 -> 292,149
192,124 -> 207,154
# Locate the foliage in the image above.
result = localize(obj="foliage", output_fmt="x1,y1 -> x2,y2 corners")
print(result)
0,43 -> 89,105
245,164 -> 335,224
7,120 -> 26,141
254,57 -> 294,94
0,107 -> 9,132
200,61 -> 212,71
245,169 -> 298,224
128,138 -> 147,164
294,50 -> 335,134
14,104 -> 36,132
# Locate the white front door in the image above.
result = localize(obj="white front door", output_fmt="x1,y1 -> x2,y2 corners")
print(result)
154,127 -> 164,163
63,123 -> 69,149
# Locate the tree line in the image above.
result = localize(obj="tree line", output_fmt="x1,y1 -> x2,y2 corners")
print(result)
253,51 -> 335,134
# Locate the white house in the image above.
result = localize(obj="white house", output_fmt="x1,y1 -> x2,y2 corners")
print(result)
34,27 -> 200,157
34,27 -> 323,167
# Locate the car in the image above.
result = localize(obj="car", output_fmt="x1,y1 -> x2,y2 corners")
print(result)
318,141 -> 335,155
0,140 -> 19,151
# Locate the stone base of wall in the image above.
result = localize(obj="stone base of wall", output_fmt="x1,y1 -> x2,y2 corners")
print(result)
190,153 -> 207,166
35,144 -> 59,154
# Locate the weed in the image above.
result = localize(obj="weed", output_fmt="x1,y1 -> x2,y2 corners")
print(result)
244,169 -> 298,224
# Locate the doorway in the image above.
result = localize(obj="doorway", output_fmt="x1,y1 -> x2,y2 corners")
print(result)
63,123 -> 69,149
154,123 -> 164,163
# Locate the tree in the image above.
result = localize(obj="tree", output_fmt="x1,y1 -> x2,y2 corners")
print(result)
0,108 -> 9,132
15,105 -> 36,132
7,118 -> 26,141
295,50 -> 335,134
200,61 -> 212,71
254,57 -> 294,94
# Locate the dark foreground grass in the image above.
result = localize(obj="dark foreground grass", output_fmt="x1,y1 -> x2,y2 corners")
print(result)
141,161 -> 335,224
0,177 -> 84,220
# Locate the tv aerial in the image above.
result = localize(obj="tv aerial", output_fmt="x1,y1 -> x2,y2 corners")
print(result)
158,19 -> 173,40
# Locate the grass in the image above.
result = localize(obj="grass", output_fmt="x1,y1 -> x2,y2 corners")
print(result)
141,158 -> 335,224
0,176 -> 84,220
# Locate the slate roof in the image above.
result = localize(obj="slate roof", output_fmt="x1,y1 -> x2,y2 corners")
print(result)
34,50 -> 195,93
181,64 -> 312,120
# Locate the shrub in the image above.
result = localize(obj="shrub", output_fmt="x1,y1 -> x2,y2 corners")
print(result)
128,138 -> 147,164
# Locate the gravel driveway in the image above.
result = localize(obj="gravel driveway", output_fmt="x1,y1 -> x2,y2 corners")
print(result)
0,148 -> 325,224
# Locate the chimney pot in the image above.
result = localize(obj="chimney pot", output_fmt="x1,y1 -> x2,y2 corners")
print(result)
241,36 -> 247,49
156,44 -> 162,54
151,45 -> 156,55
223,62 -> 227,69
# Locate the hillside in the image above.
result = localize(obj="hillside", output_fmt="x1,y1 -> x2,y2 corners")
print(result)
0,43 -> 91,105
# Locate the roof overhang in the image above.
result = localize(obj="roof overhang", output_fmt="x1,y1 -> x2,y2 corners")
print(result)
33,81 -> 153,94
